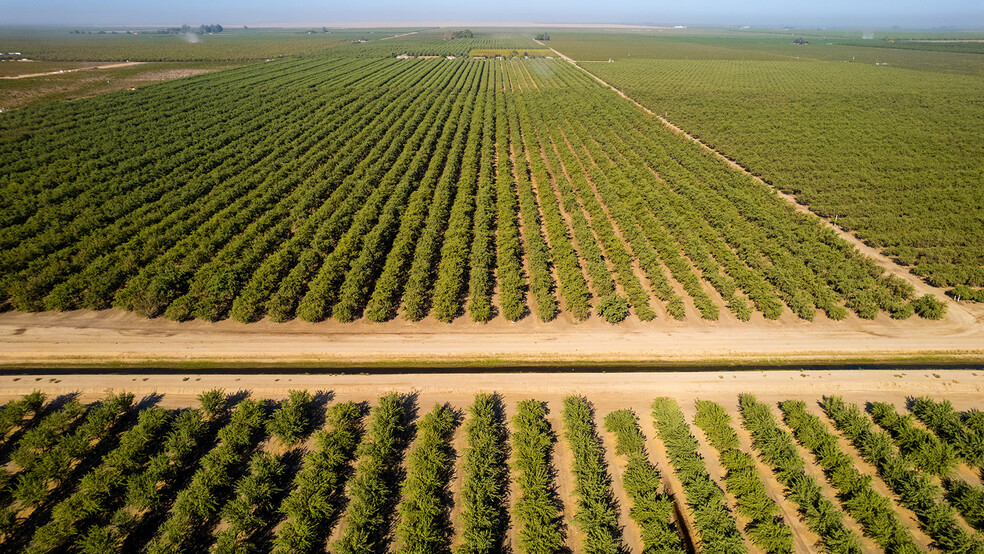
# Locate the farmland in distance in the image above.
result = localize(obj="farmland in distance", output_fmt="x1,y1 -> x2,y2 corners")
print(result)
0,32 -> 940,325
556,31 -> 984,291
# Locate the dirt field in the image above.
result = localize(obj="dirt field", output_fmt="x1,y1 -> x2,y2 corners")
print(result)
0,61 -> 235,108
2,371 -> 979,553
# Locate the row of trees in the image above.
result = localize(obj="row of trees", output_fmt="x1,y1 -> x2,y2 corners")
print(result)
693,401 -> 793,553
273,402 -> 362,553
650,398 -> 746,552
457,394 -> 510,553
213,452 -> 285,553
507,78 -> 560,322
820,396 -> 984,552
778,400 -> 920,552
394,404 -> 457,553
603,409 -> 685,552
428,64 -> 488,323
737,395 -> 864,553
516,79 -> 593,320
560,396 -> 623,552
332,393 -> 408,553
511,400 -> 565,553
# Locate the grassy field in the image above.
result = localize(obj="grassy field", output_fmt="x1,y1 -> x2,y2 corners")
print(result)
0,27 -> 358,61
0,375 -> 982,553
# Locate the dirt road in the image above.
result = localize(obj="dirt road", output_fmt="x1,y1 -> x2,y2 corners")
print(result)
0,306 -> 981,366
0,61 -> 146,80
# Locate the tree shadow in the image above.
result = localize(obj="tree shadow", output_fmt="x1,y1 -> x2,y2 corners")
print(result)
307,389 -> 335,433
0,392 -> 80,464
535,400 -> 572,554
122,391 -> 247,552
4,394 -> 151,550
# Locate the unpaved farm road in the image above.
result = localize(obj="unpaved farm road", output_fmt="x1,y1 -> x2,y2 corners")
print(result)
0,305 -> 981,366
0,61 -> 146,80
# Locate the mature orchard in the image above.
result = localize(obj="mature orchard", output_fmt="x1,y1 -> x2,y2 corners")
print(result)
0,48 -> 934,323
582,55 -> 984,290
1,388 -> 982,552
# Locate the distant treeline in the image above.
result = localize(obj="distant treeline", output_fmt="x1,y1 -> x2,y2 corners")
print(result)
442,29 -> 473,40
159,24 -> 225,35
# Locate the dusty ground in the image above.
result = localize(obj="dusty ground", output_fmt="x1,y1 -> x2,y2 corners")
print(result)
2,371 -> 980,553
0,303 -> 981,367
0,61 -> 146,79
0,61 -> 236,109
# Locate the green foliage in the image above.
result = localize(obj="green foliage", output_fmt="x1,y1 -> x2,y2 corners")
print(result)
560,396 -> 622,553
911,294 -> 947,319
332,393 -> 408,554
26,407 -> 172,554
511,399 -> 565,554
944,479 -> 984,533
0,390 -> 45,448
267,389 -> 312,446
146,398 -> 267,554
738,395 -> 863,554
603,410 -> 684,553
867,401 -> 958,476
198,389 -> 226,419
11,392 -> 133,510
778,400 -> 919,552
84,405 -> 210,551
693,401 -> 792,553
213,451 -> 285,554
1,49 -> 930,324
273,401 -> 362,554
821,395 -> 984,553
395,403 -> 457,553
584,53 -> 984,288
948,285 -> 984,303
458,394 -> 509,554
597,293 -> 629,324
910,396 -> 984,467
650,397 -> 746,553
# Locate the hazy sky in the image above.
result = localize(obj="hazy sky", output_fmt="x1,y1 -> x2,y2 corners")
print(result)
1,0 -> 981,28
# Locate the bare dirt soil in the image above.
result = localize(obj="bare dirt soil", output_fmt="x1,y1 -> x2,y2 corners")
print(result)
0,61 -> 235,108
0,304 -> 981,367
